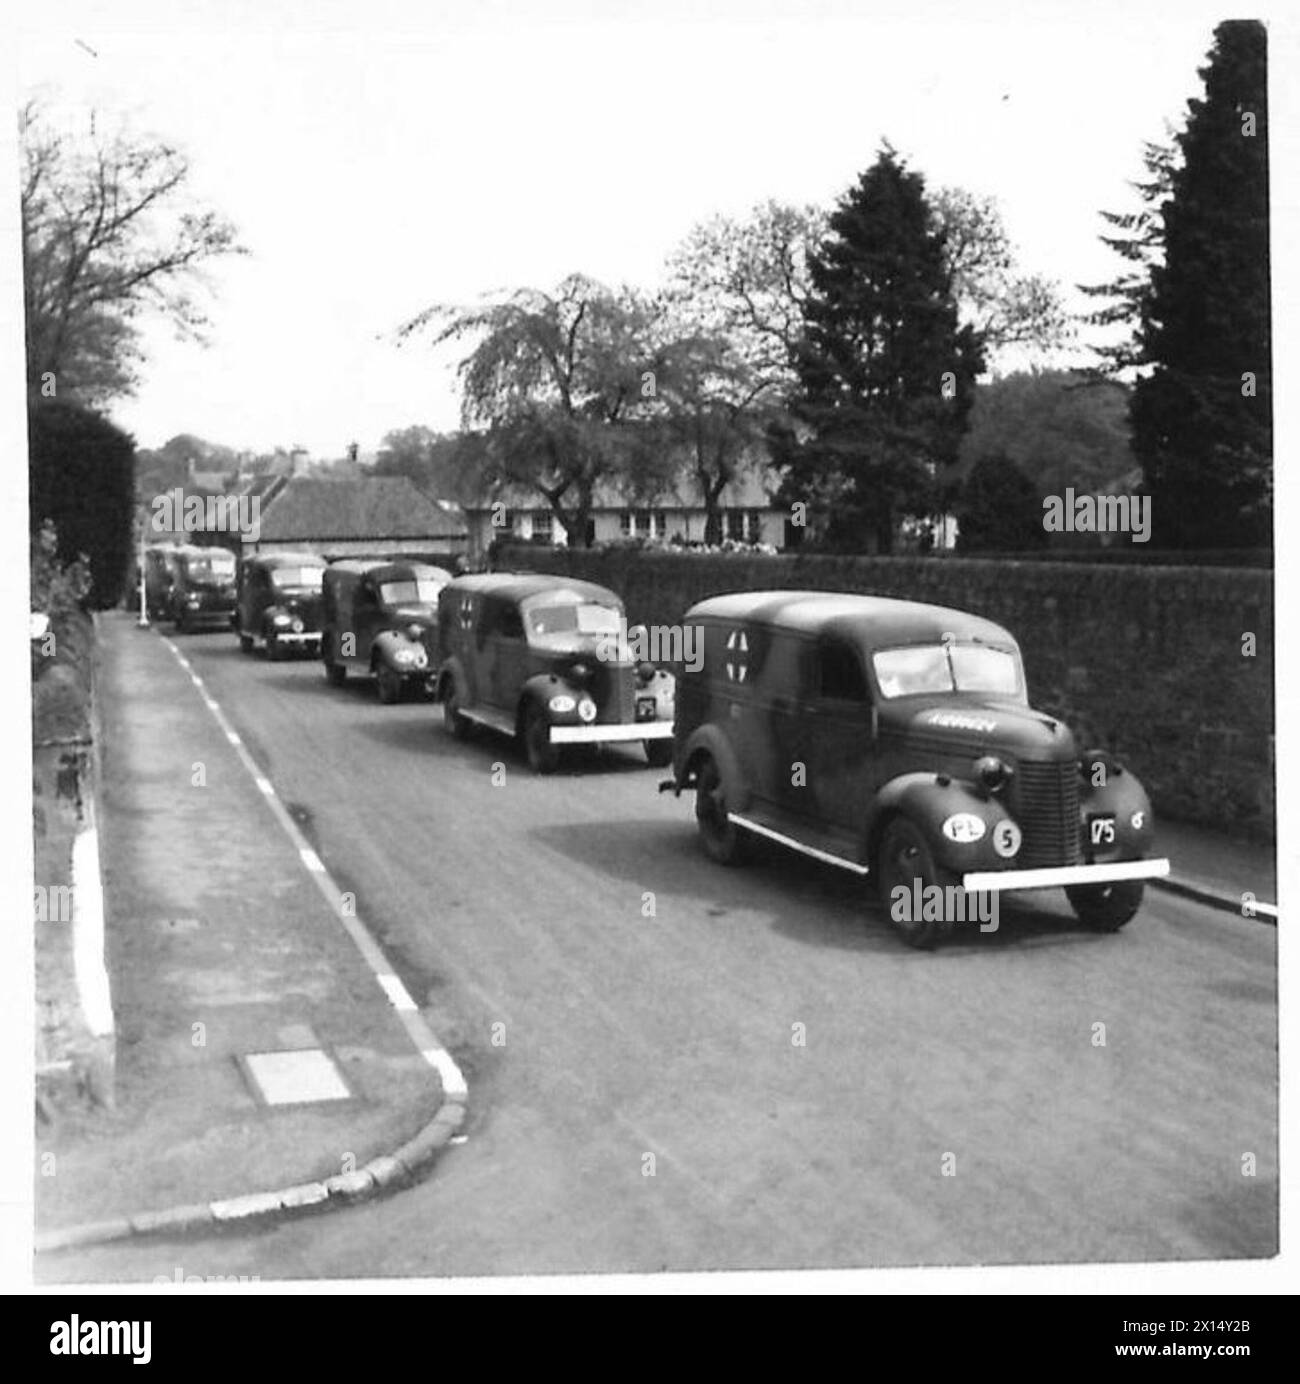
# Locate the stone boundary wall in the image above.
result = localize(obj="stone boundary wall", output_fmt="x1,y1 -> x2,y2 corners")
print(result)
500,545 -> 1275,840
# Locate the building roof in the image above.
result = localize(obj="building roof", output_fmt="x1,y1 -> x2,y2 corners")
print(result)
684,592 -> 1017,650
257,477 -> 467,542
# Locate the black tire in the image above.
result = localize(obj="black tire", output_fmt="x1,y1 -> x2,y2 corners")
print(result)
443,677 -> 470,738
1067,879 -> 1143,932
174,611 -> 188,634
376,665 -> 402,705
644,739 -> 674,769
876,816 -> 956,950
523,703 -> 560,774
323,634 -> 347,687
238,632 -> 254,653
694,756 -> 748,865
266,632 -> 283,661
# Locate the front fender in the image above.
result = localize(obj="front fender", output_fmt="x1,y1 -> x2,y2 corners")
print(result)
674,723 -> 752,813
372,628 -> 430,675
867,773 -> 1021,875
436,654 -> 468,702
1077,755 -> 1157,860
521,671 -> 581,725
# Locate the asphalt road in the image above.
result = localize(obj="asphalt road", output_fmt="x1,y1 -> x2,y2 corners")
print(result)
62,630 -> 1278,1278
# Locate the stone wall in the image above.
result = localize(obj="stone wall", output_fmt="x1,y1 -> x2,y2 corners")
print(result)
500,546 -> 1275,840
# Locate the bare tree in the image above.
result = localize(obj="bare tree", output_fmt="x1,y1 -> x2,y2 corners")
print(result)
21,100 -> 244,405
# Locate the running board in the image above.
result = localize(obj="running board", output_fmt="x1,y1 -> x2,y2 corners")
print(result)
460,706 -> 516,736
727,813 -> 872,876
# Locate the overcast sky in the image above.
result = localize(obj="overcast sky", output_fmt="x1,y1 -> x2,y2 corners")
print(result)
12,0 -> 1294,458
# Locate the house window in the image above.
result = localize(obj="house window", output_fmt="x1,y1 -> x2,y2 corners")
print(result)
749,511 -> 765,542
726,510 -> 746,541
620,510 -> 633,537
532,510 -> 553,542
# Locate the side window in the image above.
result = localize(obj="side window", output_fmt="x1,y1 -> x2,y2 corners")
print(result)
815,638 -> 869,704
497,605 -> 525,640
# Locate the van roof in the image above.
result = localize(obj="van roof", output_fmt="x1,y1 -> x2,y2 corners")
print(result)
685,591 -> 1017,649
442,572 -> 622,607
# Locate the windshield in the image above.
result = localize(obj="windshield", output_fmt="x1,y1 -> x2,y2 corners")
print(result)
527,603 -> 622,639
185,553 -> 235,582
271,566 -> 324,590
379,579 -> 444,606
872,643 -> 1022,699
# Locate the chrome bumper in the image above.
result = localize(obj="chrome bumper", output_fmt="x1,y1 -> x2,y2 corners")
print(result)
962,858 -> 1171,893
551,722 -> 673,744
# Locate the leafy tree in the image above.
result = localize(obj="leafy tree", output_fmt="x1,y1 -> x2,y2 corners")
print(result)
398,275 -> 674,545
663,201 -> 825,393
775,147 -> 984,552
1087,21 -> 1270,548
646,332 -> 777,544
666,192 -> 1061,390
954,452 -> 1047,553
1080,139 -> 1177,375
958,369 -> 1136,497
20,100 -> 243,406
373,425 -> 494,506
29,400 -> 136,608
932,187 -> 1068,355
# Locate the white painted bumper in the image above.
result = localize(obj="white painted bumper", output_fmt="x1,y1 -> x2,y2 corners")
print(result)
550,722 -> 674,744
962,858 -> 1171,893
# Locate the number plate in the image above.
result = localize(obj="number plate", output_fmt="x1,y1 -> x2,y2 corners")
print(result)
1088,815 -> 1117,846
636,697 -> 657,722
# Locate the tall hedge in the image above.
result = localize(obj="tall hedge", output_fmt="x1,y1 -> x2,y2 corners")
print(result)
29,400 -> 136,610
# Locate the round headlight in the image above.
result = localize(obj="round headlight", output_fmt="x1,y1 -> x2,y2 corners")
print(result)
272,613 -> 290,625
412,649 -> 428,669
636,660 -> 655,684
577,696 -> 597,723
975,755 -> 1012,793
549,694 -> 577,714
291,617 -> 304,633
405,624 -> 423,641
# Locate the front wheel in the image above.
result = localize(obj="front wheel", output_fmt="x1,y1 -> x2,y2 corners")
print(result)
443,677 -> 470,738
875,816 -> 955,950
1067,879 -> 1143,932
644,738 -> 673,768
238,632 -> 254,653
376,665 -> 403,704
523,703 -> 560,774
266,632 -> 284,661
694,756 -> 748,865
323,634 -> 347,686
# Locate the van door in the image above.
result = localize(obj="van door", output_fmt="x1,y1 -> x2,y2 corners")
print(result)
350,577 -> 385,667
482,599 -> 529,712
783,635 -> 874,843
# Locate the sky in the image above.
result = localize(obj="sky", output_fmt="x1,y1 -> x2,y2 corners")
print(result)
10,0 -> 1298,458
